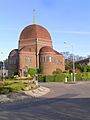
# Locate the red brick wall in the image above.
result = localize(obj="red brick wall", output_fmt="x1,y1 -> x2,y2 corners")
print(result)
40,53 -> 65,75
8,49 -> 18,77
18,37 -> 53,76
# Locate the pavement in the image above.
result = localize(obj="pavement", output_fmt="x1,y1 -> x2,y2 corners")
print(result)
24,86 -> 50,97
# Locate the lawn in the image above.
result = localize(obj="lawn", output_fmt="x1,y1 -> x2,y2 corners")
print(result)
0,80 -> 37,94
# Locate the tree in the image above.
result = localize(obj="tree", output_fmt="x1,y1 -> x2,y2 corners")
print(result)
86,65 -> 90,72
76,64 -> 90,72
65,59 -> 72,70
28,68 -> 35,78
53,68 -> 62,74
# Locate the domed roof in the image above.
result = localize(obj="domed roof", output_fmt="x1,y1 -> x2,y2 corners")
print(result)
40,46 -> 63,56
19,24 -> 52,41
40,46 -> 54,53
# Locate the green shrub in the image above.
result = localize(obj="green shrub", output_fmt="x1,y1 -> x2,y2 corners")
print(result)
46,73 -> 66,82
19,77 -> 33,80
76,73 -> 82,81
28,68 -> 35,78
76,64 -> 90,72
0,86 -> 12,94
9,82 -> 27,92
0,79 -> 38,94
75,72 -> 90,81
4,80 -> 15,86
53,68 -> 62,74
37,68 -> 42,74
42,72 -> 90,82
46,75 -> 55,82
87,72 -> 90,79
38,74 -> 44,82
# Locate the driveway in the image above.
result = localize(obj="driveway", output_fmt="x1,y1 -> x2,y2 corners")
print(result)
0,81 -> 90,120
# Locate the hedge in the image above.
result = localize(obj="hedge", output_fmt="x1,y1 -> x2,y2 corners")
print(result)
41,72 -> 90,82
76,72 -> 90,81
46,73 -> 66,82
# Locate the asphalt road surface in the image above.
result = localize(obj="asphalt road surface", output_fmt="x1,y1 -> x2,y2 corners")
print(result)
0,81 -> 90,120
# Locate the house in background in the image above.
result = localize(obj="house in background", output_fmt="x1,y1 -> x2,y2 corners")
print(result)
75,58 -> 90,66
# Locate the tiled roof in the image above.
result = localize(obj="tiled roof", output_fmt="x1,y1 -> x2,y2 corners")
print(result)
19,24 -> 52,41
40,46 -> 54,53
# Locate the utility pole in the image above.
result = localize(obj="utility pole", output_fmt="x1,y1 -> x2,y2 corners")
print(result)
64,42 -> 76,83
33,9 -> 38,86
0,52 -> 5,81
35,38 -> 38,86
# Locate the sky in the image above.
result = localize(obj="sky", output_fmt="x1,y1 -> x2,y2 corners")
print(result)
0,0 -> 90,60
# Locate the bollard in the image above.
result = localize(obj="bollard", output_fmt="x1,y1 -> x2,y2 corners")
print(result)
65,77 -> 67,83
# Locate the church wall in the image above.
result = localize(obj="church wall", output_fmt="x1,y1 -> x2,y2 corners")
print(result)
19,51 -> 36,76
40,53 -> 65,75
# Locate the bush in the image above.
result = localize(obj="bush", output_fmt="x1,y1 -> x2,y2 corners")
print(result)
46,73 -> 66,82
9,82 -> 27,92
0,80 -> 37,94
18,77 -> 33,80
38,74 -> 44,82
76,64 -> 90,73
46,75 -> 54,82
40,72 -> 90,82
0,86 -> 12,94
75,73 -> 82,81
75,72 -> 90,81
37,68 -> 42,74
53,68 -> 62,74
28,68 -> 36,78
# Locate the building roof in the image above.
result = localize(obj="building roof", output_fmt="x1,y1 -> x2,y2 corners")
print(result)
75,57 -> 90,64
54,50 -> 63,56
19,24 -> 52,41
9,49 -> 18,57
40,46 -> 63,56
40,46 -> 54,53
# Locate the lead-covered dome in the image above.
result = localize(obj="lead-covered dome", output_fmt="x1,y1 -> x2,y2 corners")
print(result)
19,24 -> 52,41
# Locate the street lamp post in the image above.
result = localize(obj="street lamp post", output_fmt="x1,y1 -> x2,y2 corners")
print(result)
64,42 -> 76,82
72,49 -> 75,82
33,9 -> 38,86
2,60 -> 5,80
35,37 -> 38,86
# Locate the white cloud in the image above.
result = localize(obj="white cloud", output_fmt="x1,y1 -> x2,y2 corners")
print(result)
50,30 -> 90,35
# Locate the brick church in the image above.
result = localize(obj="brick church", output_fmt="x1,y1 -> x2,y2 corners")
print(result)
8,23 -> 65,77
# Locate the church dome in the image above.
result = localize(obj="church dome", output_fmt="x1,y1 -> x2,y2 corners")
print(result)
19,24 -> 52,41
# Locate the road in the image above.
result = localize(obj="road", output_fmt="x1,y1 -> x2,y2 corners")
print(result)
0,81 -> 90,120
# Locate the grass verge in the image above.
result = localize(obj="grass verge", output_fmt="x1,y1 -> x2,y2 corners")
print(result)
0,80 -> 37,94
